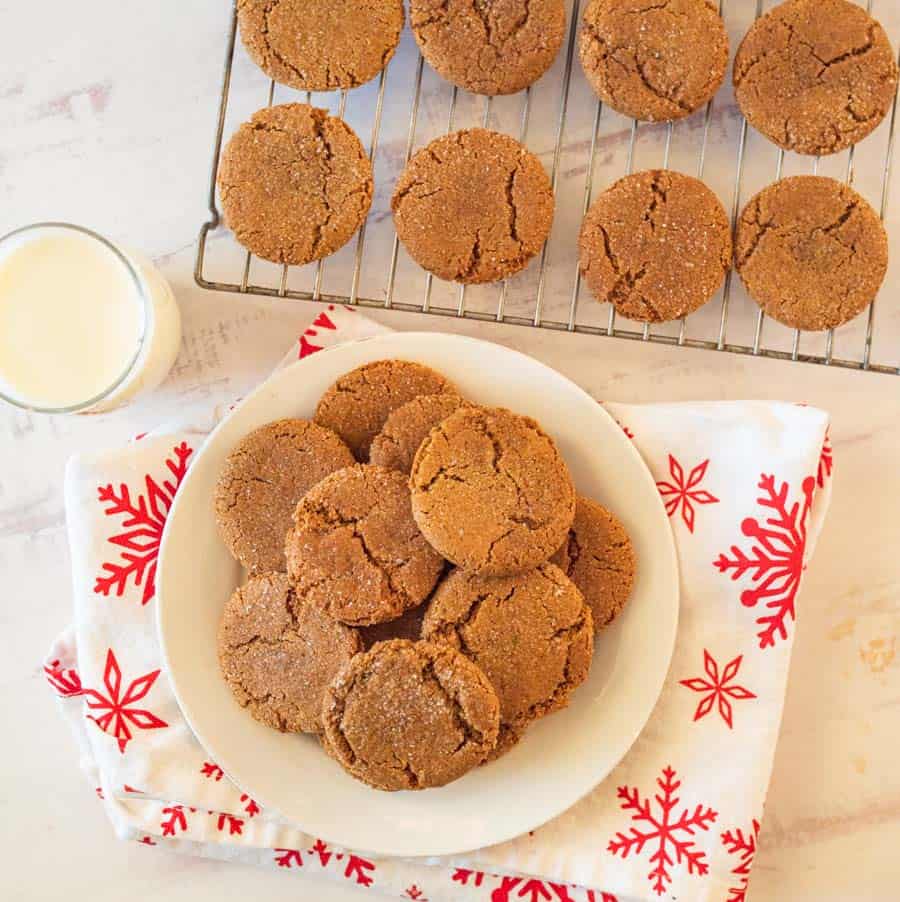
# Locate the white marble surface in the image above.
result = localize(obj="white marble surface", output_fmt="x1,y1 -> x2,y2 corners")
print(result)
2,2 -> 900,900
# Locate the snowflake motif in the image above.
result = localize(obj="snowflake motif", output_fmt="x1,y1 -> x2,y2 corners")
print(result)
45,659 -> 83,697
94,441 -> 193,605
298,308 -> 339,359
274,848 -> 303,869
83,649 -> 168,753
608,765 -> 718,896
453,869 -> 487,887
679,650 -> 757,729
656,455 -> 719,533
241,793 -> 260,817
215,812 -> 244,836
309,838 -> 332,866
714,474 -> 815,649
160,805 -> 190,837
817,433 -> 833,489
404,886 -> 428,900
492,878 -> 576,902
286,840 -> 376,886
138,836 -> 157,846
721,819 -> 760,902
200,761 -> 224,781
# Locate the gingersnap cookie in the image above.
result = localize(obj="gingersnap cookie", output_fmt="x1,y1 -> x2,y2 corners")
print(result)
735,175 -> 889,331
579,0 -> 729,121
237,0 -> 404,92
410,406 -> 576,576
214,418 -> 355,574
422,564 -> 594,752
285,464 -> 445,626
551,496 -> 636,631
218,572 -> 361,734
392,129 -> 555,284
217,103 -> 373,265
315,360 -> 457,460
579,169 -> 732,322
734,0 -> 898,156
409,0 -> 566,96
322,639 -> 500,790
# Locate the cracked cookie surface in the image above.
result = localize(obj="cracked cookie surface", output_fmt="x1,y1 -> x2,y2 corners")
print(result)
285,464 -> 445,626
409,406 -> 575,576
237,0 -> 404,92
578,169 -> 731,323
410,0 -> 566,96
734,0 -> 898,156
579,0 -> 729,122
217,103 -> 373,265
322,639 -> 500,790
735,175 -> 888,331
391,128 -> 554,284
218,572 -> 362,734
214,418 -> 355,574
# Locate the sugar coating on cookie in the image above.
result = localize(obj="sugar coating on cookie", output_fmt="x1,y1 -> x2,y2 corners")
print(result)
214,418 -> 356,574
410,0 -> 566,96
579,0 -> 729,122
237,0 -> 404,92
285,464 -> 445,626
217,103 -> 373,265
734,0 -> 898,156
579,169 -> 732,323
735,175 -> 888,332
410,406 -> 576,576
314,359 -> 457,461
218,572 -> 362,734
322,639 -> 500,790
392,129 -> 555,284
551,496 -> 636,630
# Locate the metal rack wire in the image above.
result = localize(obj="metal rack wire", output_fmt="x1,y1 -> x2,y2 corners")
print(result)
196,0 -> 900,375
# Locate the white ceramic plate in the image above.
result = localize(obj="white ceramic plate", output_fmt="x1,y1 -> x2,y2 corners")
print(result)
158,332 -> 678,858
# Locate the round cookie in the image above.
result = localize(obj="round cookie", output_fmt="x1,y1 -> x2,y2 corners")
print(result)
392,129 -> 555,284
422,564 -> 594,752
551,496 -> 636,630
285,464 -> 445,626
214,418 -> 355,574
315,359 -> 457,461
734,0 -> 898,156
734,175 -> 888,331
409,406 -> 576,576
217,103 -> 373,265
579,169 -> 732,322
322,639 -> 500,790
579,0 -> 729,121
409,0 -> 566,96
370,394 -> 473,473
237,0 -> 404,92
218,572 -> 361,733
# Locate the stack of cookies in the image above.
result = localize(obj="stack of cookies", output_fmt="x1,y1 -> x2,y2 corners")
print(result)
214,359 -> 636,791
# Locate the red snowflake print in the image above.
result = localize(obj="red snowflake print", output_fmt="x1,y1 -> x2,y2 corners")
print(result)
94,441 -> 192,605
817,433 -> 833,489
656,455 -> 719,533
341,853 -> 376,887
160,805 -> 189,837
95,786 -> 104,800
298,309 -> 338,359
453,869 -> 486,887
215,812 -> 244,836
714,474 -> 815,649
274,848 -> 303,869
404,887 -> 428,900
309,838 -> 332,866
138,836 -> 157,846
586,894 -> 619,902
45,660 -> 83,697
83,649 -> 168,753
608,765 -> 718,896
721,819 -> 760,902
200,761 -> 224,781
492,878 -> 575,902
679,650 -> 756,729
241,793 -> 260,817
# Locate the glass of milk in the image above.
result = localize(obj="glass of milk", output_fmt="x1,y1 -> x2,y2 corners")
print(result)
0,223 -> 182,414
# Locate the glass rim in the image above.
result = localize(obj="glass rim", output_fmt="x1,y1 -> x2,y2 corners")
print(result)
0,221 -> 150,415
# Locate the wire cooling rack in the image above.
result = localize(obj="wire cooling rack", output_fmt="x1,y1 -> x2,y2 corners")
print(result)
196,0 -> 900,375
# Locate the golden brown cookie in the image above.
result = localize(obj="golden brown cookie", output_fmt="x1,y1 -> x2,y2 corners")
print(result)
214,418 -> 355,574
322,639 -> 500,790
551,496 -> 636,631
410,406 -> 576,576
734,0 -> 898,156
369,394 -> 473,474
422,564 -> 594,752
285,464 -> 445,626
392,129 -> 555,284
409,0 -> 566,96
218,572 -> 361,733
734,175 -> 889,331
217,103 -> 373,265
579,169 -> 732,322
237,0 -> 404,92
579,0 -> 729,121
314,359 -> 457,461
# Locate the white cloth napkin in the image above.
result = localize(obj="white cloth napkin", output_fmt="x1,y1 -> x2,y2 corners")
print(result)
46,305 -> 833,902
